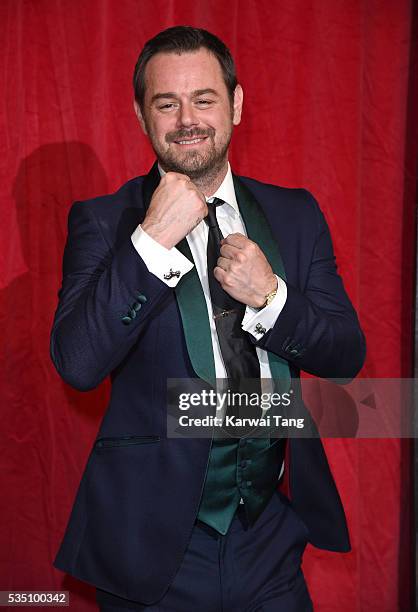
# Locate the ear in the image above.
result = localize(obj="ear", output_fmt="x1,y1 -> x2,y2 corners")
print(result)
232,84 -> 243,126
133,100 -> 148,135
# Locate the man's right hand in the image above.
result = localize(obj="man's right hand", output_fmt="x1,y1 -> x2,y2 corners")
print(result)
141,172 -> 207,249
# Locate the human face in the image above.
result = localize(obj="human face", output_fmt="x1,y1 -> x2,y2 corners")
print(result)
134,49 -> 243,180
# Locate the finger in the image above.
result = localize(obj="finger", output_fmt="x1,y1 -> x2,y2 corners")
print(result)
219,243 -> 242,260
186,181 -> 206,203
165,171 -> 191,182
221,233 -> 249,248
216,256 -> 230,272
213,266 -> 226,284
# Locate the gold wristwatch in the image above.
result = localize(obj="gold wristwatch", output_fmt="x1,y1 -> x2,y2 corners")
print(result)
261,288 -> 277,308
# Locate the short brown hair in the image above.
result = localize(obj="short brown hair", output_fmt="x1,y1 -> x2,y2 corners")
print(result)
133,26 -> 238,109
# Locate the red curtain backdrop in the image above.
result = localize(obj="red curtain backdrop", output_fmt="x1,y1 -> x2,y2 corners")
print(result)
1,1 -> 417,610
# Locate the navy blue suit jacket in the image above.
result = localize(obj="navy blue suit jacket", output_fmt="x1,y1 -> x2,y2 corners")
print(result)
51,163 -> 366,604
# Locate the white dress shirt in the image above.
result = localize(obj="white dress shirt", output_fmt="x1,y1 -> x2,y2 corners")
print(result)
131,163 -> 287,498
131,163 -> 287,382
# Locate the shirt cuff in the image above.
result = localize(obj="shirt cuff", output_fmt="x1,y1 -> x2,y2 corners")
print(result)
242,276 -> 287,339
131,225 -> 194,287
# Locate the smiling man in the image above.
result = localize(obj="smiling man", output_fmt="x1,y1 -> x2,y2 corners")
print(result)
51,26 -> 366,611
135,50 -> 237,186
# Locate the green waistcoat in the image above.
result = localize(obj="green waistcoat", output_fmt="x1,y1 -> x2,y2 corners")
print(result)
197,434 -> 286,534
175,176 -> 291,535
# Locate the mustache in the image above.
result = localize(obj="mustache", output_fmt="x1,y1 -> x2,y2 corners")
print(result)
165,127 -> 215,143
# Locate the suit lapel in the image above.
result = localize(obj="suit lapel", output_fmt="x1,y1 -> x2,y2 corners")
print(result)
142,164 -> 290,391
142,164 -> 216,387
232,174 -> 286,280
232,175 -> 291,392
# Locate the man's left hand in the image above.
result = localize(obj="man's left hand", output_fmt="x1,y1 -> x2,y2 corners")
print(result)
214,233 -> 277,308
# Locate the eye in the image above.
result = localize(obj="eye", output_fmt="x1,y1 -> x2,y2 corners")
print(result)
195,99 -> 213,106
158,103 -> 178,111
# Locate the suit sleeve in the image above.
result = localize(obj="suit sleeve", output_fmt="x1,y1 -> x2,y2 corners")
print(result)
256,192 -> 366,380
50,201 -> 172,391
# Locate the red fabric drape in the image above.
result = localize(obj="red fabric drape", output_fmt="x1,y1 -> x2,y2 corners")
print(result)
1,1 -> 417,610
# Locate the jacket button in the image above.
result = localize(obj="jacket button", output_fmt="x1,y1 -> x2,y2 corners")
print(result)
289,348 -> 299,356
121,316 -> 132,325
136,293 -> 147,303
129,308 -> 137,319
132,301 -> 142,312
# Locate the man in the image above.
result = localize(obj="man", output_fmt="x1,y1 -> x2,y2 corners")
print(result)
51,26 -> 366,611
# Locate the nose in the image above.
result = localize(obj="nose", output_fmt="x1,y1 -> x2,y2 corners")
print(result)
176,101 -> 199,129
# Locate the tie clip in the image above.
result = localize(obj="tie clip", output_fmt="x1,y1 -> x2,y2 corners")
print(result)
213,309 -> 236,320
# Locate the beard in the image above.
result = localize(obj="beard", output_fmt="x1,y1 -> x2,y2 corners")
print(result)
146,125 -> 233,180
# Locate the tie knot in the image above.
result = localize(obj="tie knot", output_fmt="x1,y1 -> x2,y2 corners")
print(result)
205,197 -> 225,228
210,197 -> 225,208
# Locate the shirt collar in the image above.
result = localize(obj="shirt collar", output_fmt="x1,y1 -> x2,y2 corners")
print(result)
157,162 -> 239,215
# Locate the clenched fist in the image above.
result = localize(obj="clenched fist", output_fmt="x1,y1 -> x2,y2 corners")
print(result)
141,172 -> 207,249
214,233 -> 277,308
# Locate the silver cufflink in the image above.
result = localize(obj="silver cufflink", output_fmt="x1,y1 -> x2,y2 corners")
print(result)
164,269 -> 181,280
254,323 -> 267,335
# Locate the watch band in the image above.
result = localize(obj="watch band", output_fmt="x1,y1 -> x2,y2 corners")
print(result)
262,288 -> 277,308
